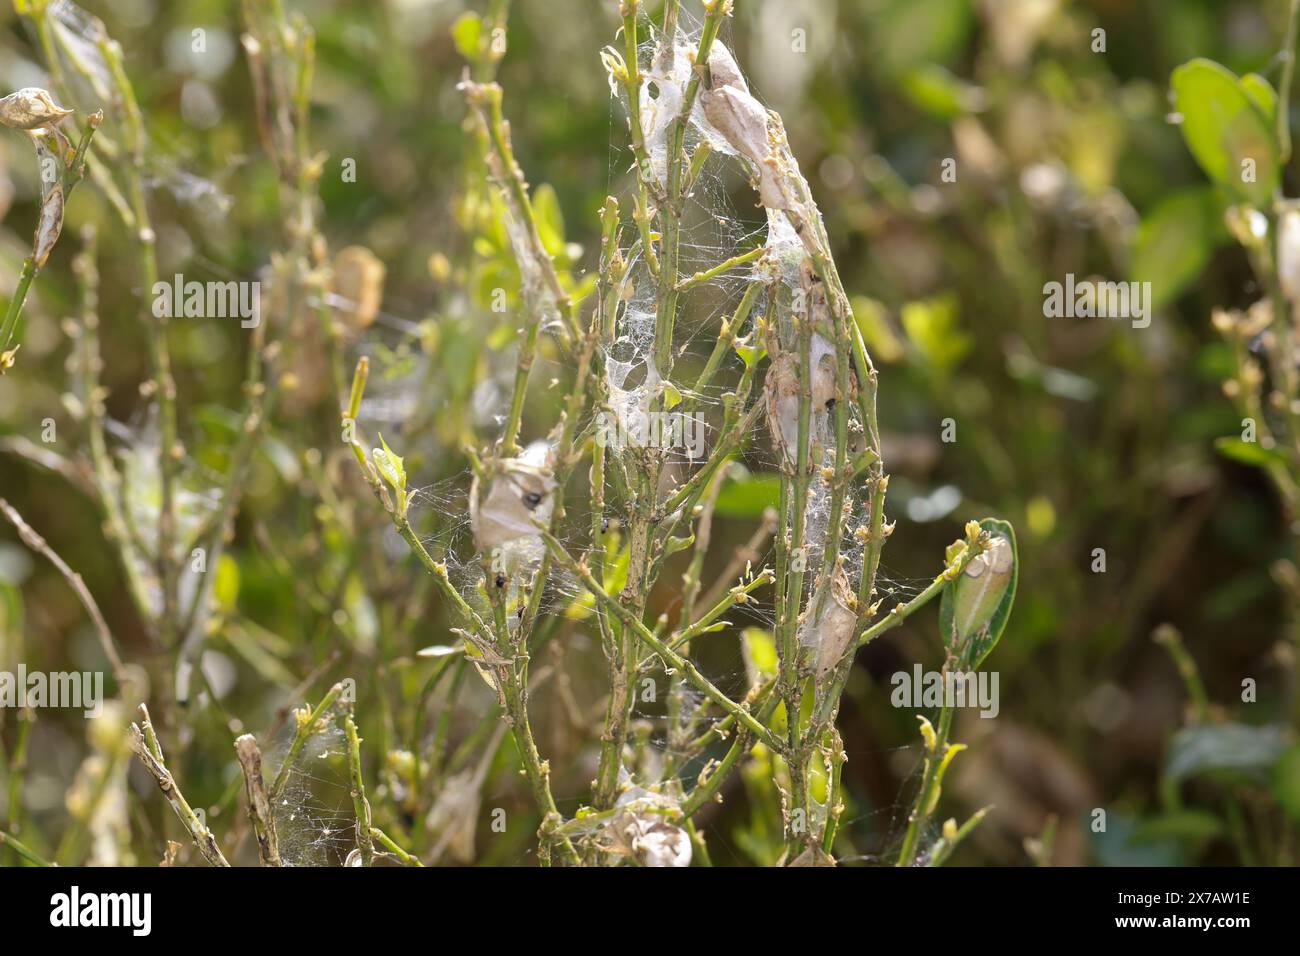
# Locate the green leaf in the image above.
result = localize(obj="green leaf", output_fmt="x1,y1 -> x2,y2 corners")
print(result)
939,518 -> 1018,669
450,12 -> 483,62
1163,723 -> 1287,794
372,433 -> 408,515
741,627 -> 778,685
531,183 -> 566,257
1130,189 -> 1226,310
566,544 -> 629,620
1170,58 -> 1279,207
714,472 -> 781,518
1214,436 -> 1291,470
662,381 -> 682,410
1239,73 -> 1278,131
733,339 -> 767,371
440,321 -> 484,401
664,533 -> 694,556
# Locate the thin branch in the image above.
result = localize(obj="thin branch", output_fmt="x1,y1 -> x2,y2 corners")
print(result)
129,704 -> 229,867
268,682 -> 345,802
0,498 -> 127,684
344,713 -> 375,866
541,531 -> 786,753
675,246 -> 763,292
0,830 -> 51,867
371,827 -> 423,866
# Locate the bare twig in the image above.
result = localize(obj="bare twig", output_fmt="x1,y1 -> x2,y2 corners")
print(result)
234,734 -> 281,866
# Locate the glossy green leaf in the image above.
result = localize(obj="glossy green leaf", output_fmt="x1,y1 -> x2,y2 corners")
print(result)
1170,58 -> 1278,206
940,518 -> 1018,669
733,339 -> 767,371
664,532 -> 694,556
1239,73 -> 1278,131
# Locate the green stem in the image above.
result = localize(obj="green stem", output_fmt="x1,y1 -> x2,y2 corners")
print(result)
653,1 -> 727,377
130,705 -> 230,867
1280,0 -> 1300,164
926,806 -> 990,867
681,693 -> 781,817
676,246 -> 763,292
812,525 -> 974,739
269,682 -> 345,802
371,827 -> 423,865
0,830 -> 50,867
896,704 -> 955,866
498,671 -> 581,865
682,280 -> 761,413
344,713 -> 375,866
670,569 -> 774,649
820,728 -> 846,854
0,258 -> 38,363
1153,624 -> 1210,723
543,532 -> 785,753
